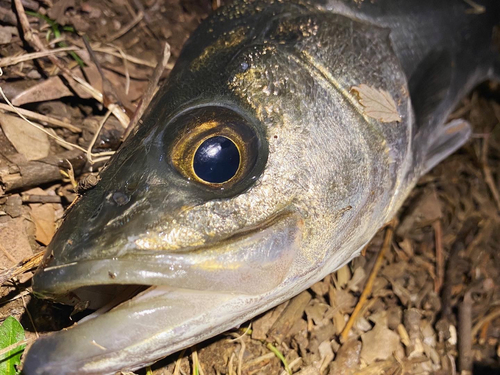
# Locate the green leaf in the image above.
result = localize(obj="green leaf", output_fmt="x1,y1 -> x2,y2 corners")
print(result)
0,317 -> 26,375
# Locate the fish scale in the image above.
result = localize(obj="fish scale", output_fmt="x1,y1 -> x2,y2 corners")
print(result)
24,0 -> 499,373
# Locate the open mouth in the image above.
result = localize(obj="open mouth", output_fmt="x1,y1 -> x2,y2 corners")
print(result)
23,212 -> 304,375
33,211 -> 303,297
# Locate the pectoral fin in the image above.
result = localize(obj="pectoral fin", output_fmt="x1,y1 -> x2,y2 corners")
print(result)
421,119 -> 471,174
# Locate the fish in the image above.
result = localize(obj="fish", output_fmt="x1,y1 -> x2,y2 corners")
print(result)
23,0 -> 499,374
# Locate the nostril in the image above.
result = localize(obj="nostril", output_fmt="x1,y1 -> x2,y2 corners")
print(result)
112,192 -> 130,206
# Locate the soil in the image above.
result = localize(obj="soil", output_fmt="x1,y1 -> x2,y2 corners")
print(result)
0,1 -> 499,375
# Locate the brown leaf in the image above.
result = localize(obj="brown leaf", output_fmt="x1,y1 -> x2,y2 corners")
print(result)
351,84 -> 401,123
0,217 -> 34,268
0,112 -> 50,160
10,76 -> 91,106
29,203 -> 56,246
360,324 -> 403,364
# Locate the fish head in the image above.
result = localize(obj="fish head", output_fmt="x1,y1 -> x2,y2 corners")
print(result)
25,1 -> 411,374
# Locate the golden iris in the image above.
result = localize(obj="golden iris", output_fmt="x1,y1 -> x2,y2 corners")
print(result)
170,108 -> 259,189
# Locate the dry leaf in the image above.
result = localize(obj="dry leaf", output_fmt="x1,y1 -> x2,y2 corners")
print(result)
0,217 -> 34,268
0,112 -> 50,160
351,84 -> 401,123
360,324 -> 403,364
10,76 -> 88,106
30,203 -> 56,246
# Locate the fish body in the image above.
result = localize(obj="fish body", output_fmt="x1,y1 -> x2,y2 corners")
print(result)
24,0 -> 499,374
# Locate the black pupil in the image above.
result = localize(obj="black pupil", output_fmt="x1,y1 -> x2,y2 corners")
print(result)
193,136 -> 240,183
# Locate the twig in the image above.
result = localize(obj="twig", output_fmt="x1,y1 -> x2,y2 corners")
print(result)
0,45 -> 158,69
122,42 -> 170,141
458,291 -> 473,374
0,103 -> 81,133
472,307 -> 500,337
21,292 -> 38,338
12,0 -> 130,128
237,339 -> 245,375
0,251 -> 44,285
21,195 -> 62,204
106,11 -> 144,43
434,220 -> 444,293
0,243 -> 18,264
0,73 -> 113,164
0,150 -> 107,195
86,108 -> 114,163
174,349 -> 186,375
340,224 -> 394,342
114,46 -> 131,95
441,218 -> 479,320
0,46 -> 78,67
0,85 -> 86,153
481,135 -> 500,212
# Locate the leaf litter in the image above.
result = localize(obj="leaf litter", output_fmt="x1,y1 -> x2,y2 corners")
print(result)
0,1 -> 499,375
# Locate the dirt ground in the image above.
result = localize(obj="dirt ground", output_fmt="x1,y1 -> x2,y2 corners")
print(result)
0,0 -> 499,374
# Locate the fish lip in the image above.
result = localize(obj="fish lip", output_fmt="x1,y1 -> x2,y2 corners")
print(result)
25,210 -> 304,375
23,287 -> 241,375
32,210 -> 303,298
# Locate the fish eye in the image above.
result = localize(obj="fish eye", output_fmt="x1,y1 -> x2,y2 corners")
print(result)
193,136 -> 240,183
169,107 -> 264,190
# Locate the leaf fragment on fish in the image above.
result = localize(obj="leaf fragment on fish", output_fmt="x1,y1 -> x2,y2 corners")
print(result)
351,84 -> 401,123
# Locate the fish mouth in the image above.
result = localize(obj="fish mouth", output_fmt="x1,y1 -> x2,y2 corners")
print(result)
33,210 -> 302,297
24,212 -> 304,375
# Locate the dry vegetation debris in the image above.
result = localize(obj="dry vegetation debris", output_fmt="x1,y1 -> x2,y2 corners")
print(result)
0,1 -> 499,374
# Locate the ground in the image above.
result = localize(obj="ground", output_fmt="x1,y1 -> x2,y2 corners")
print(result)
0,0 -> 499,374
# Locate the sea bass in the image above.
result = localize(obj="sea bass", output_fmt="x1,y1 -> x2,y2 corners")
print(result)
24,0 -> 499,373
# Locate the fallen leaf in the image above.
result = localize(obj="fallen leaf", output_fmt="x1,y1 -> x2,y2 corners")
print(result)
0,217 -> 34,268
351,84 -> 401,123
29,203 -> 56,246
360,324 -> 403,364
0,112 -> 50,160
10,76 -> 90,106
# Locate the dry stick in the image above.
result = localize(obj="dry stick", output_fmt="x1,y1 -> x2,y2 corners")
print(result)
441,217 -> 480,320
174,349 -> 187,375
12,0 -> 129,128
21,291 -> 39,338
340,225 -> 394,342
114,46 -> 131,95
0,243 -> 18,264
458,290 -> 473,374
86,109 -> 115,164
0,45 -> 157,69
0,86 -> 87,154
0,46 -> 78,67
0,103 -> 81,133
481,135 -> 500,212
82,36 -> 129,112
122,42 -> 171,141
0,252 -> 45,285
471,307 -> 500,337
106,11 -> 144,43
0,72 -> 114,164
21,195 -> 62,203
433,220 -> 444,293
